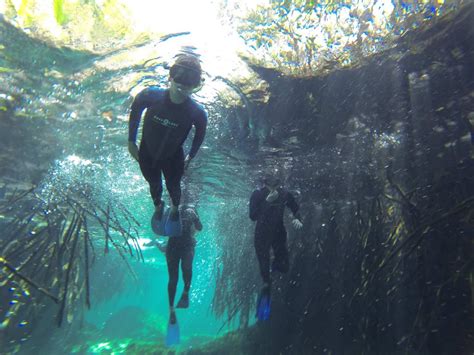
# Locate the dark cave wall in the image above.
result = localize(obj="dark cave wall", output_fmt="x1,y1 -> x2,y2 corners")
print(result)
215,4 -> 474,355
249,3 -> 474,153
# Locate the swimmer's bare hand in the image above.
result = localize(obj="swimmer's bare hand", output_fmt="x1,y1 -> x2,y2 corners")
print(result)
292,218 -> 303,230
266,190 -> 279,203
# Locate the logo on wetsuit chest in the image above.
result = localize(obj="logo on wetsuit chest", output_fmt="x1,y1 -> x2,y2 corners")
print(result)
152,115 -> 179,129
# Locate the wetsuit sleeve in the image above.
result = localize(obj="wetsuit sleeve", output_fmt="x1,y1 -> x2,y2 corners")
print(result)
286,192 -> 302,221
128,88 -> 153,143
249,189 -> 264,221
188,109 -> 208,159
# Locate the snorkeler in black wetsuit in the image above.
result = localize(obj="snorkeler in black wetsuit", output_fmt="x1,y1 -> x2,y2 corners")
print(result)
146,204 -> 202,324
128,54 -> 207,220
249,173 -> 303,295
166,205 -> 202,320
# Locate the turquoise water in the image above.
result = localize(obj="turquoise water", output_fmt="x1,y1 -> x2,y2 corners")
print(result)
84,212 -> 222,337
1,2 -> 473,354
63,150 -> 247,346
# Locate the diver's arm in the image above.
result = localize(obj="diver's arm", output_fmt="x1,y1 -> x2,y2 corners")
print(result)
143,240 -> 157,247
128,141 -> 139,161
144,238 -> 167,253
193,210 -> 203,231
286,192 -> 303,230
128,89 -> 151,144
249,190 -> 264,221
286,192 -> 302,222
188,110 -> 208,159
128,89 -> 153,161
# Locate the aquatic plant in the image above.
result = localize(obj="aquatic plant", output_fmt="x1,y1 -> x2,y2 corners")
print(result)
222,0 -> 467,75
0,156 -> 142,345
1,0 -> 137,51
211,198 -> 259,330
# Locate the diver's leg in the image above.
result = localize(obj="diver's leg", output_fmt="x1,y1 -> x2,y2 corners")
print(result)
162,148 -> 185,216
255,232 -> 272,320
177,241 -> 195,308
139,145 -> 163,209
166,240 -> 180,309
181,243 -> 195,292
271,229 -> 289,273
254,232 -> 271,287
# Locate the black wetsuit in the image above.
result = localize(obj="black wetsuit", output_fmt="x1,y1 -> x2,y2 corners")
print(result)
249,187 -> 301,285
166,206 -> 202,307
129,87 -> 207,207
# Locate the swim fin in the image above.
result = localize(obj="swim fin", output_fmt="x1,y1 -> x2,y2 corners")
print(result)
165,210 -> 182,236
151,206 -> 170,236
166,319 -> 180,346
256,289 -> 271,321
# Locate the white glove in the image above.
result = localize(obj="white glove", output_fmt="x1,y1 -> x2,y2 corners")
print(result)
292,218 -> 303,230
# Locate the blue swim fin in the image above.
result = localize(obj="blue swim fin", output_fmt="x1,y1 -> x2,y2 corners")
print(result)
165,210 -> 182,237
166,319 -> 180,346
256,289 -> 271,321
151,206 -> 170,236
